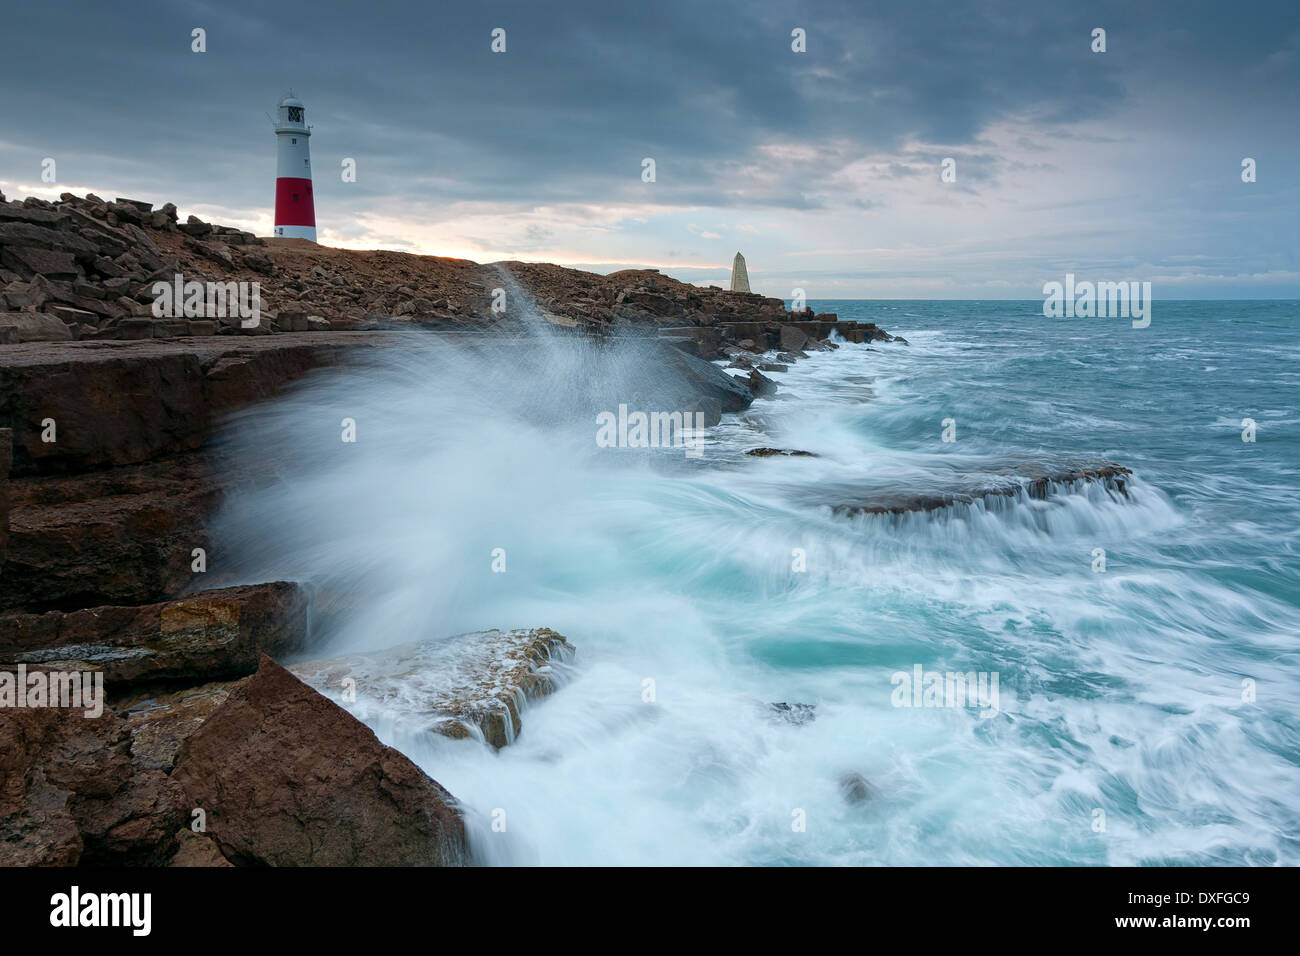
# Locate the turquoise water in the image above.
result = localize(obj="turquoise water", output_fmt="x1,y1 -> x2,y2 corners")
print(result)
212,298 -> 1300,865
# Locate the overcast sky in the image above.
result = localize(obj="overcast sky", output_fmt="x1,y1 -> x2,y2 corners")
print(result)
2,0 -> 1296,297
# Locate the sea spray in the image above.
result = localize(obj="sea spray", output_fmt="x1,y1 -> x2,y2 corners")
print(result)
207,298 -> 1300,866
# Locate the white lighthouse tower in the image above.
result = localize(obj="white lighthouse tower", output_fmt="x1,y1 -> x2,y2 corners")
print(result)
273,92 -> 316,241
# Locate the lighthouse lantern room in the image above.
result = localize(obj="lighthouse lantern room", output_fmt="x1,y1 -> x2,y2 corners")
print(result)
273,92 -> 316,241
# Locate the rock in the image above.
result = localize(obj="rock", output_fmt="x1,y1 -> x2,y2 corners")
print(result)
758,363 -> 788,373
0,203 -> 65,227
115,198 -> 153,214
726,353 -> 758,369
779,325 -> 810,351
0,333 -> 397,477
0,312 -> 73,342
768,701 -> 817,726
657,344 -> 754,413
117,317 -> 156,339
0,690 -> 185,866
168,829 -> 233,866
292,627 -> 575,749
746,448 -> 817,457
121,678 -> 247,772
242,250 -> 274,275
0,452 -> 217,609
178,215 -> 212,236
839,772 -> 871,804
171,654 -> 468,866
275,310 -> 309,332
0,583 -> 307,688
746,368 -> 778,398
1,245 -> 80,280
831,461 -> 1133,517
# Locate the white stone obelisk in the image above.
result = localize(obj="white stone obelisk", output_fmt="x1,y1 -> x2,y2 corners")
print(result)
730,251 -> 751,293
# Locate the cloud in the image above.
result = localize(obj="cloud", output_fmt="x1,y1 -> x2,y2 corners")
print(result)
0,0 -> 1295,295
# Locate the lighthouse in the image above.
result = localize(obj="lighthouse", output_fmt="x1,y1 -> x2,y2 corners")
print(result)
273,92 -> 316,241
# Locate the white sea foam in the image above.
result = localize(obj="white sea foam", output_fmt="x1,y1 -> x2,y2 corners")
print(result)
208,299 -> 1300,866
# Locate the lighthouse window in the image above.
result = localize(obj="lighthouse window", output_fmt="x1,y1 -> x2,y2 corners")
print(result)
291,138 -> 297,144
287,106 -> 303,122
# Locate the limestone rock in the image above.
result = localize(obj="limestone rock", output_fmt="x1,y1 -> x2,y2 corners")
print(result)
171,654 -> 468,866
0,582 -> 307,688
121,678 -> 248,772
0,312 -> 73,342
292,627 -> 575,749
0,692 -> 185,866
168,828 -> 233,866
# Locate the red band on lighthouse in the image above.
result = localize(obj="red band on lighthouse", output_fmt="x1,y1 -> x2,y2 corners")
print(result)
275,178 -> 316,227
273,93 -> 317,242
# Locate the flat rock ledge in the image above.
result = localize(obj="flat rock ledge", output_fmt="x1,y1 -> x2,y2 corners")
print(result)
832,462 -> 1132,517
0,582 -> 306,689
293,627 -> 575,749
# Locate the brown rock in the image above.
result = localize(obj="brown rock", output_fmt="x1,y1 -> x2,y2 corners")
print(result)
0,694 -> 185,866
0,334 -> 398,477
172,654 -> 468,866
0,583 -> 307,688
779,325 -> 810,351
168,828 -> 232,866
121,678 -> 248,772
0,452 -> 216,609
0,312 -> 73,342
1,246 -> 80,280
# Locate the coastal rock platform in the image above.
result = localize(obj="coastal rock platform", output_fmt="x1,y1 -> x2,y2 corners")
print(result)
292,627 -> 576,750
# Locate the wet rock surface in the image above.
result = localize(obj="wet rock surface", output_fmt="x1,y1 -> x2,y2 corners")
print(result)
0,582 -> 307,688
831,462 -> 1133,516
292,627 -> 576,750
171,654 -> 468,866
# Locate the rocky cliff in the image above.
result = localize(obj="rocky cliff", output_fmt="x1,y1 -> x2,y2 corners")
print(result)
0,189 -> 906,867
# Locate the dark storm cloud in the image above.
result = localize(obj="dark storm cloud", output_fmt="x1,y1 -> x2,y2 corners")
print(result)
3,0 -> 1295,212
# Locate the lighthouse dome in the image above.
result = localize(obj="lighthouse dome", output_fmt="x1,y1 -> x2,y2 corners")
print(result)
276,93 -> 307,131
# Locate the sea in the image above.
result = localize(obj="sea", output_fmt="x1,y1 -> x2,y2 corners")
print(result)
209,298 -> 1300,866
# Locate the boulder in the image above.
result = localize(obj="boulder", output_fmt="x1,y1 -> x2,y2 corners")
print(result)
746,448 -> 817,458
171,654 -> 468,866
839,772 -> 871,804
746,368 -> 778,398
1,246 -> 80,280
779,325 -> 810,351
657,344 -> 754,413
0,312 -> 73,342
